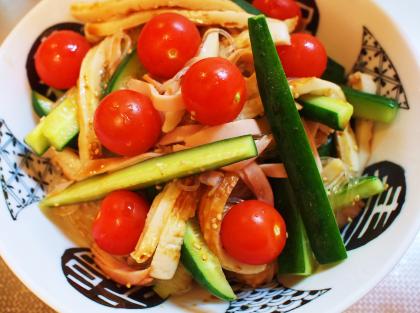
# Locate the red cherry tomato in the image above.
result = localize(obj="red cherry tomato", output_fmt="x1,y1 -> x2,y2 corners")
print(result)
137,13 -> 201,79
221,200 -> 287,265
93,190 -> 149,255
181,57 -> 247,126
34,30 -> 90,89
94,90 -> 162,157
276,33 -> 328,78
252,0 -> 302,23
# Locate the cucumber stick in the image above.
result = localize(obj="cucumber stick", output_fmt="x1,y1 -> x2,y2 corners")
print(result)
330,176 -> 385,210
342,86 -> 398,123
24,120 -> 50,156
181,219 -> 235,301
299,95 -> 353,130
321,57 -> 346,85
32,91 -> 54,117
41,135 -> 257,207
249,15 -> 347,264
318,135 -> 336,157
105,49 -> 147,95
41,89 -> 79,151
273,179 -> 316,276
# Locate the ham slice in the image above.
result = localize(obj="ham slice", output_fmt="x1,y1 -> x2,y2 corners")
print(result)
184,119 -> 268,147
158,125 -> 204,146
238,161 -> 274,206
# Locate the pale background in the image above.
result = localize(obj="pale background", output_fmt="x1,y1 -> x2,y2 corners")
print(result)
0,0 -> 419,312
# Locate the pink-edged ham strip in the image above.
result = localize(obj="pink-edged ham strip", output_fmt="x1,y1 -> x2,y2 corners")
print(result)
238,161 -> 274,206
158,124 -> 204,146
184,119 -> 268,147
127,79 -> 185,112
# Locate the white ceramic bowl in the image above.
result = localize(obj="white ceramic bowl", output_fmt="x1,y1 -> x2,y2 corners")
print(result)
1,0 -> 420,312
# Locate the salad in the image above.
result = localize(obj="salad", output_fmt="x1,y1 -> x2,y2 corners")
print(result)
24,0 -> 399,301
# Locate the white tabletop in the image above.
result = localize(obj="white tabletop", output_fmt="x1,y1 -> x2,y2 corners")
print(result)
0,1 -> 419,312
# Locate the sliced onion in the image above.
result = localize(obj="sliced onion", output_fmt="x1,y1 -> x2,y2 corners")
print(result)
289,77 -> 346,100
150,186 -> 198,279
177,178 -> 200,192
238,161 -> 274,206
92,244 -> 152,287
227,261 -> 277,288
131,182 -> 183,264
199,171 -> 224,187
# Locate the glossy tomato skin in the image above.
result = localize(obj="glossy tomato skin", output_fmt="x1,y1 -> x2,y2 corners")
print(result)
137,13 -> 201,79
253,0 -> 302,22
276,33 -> 328,78
93,90 -> 162,157
34,30 -> 90,89
221,200 -> 287,265
93,190 -> 149,255
181,57 -> 247,126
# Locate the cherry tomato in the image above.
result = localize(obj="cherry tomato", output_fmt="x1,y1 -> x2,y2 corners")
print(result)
253,0 -> 302,23
221,200 -> 287,265
181,57 -> 247,126
137,13 -> 201,79
276,33 -> 328,78
94,90 -> 162,157
93,190 -> 149,255
34,30 -> 90,89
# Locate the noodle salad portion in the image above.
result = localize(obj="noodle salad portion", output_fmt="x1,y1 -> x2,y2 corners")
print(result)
25,0 -> 398,300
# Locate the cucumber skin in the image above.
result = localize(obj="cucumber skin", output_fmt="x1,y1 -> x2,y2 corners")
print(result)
32,91 -> 53,117
181,220 -> 236,301
41,135 -> 257,208
342,86 -> 398,123
24,121 -> 50,156
321,58 -> 346,85
330,176 -> 385,210
273,179 -> 316,276
41,91 -> 79,151
230,0 -> 261,15
249,15 -> 347,264
299,95 -> 353,131
105,49 -> 146,95
318,136 -> 336,158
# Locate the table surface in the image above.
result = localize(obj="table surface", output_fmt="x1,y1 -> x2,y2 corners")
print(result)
1,1 -> 420,312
